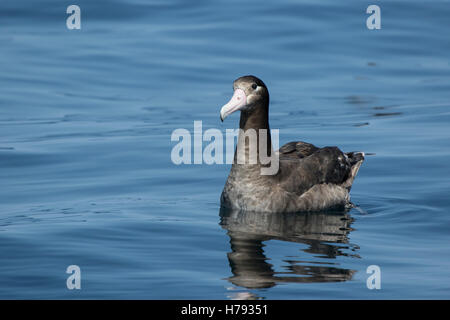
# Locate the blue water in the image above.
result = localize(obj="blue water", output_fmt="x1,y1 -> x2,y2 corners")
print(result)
1,0 -> 450,299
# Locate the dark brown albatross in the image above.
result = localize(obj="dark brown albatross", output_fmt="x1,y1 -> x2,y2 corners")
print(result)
220,75 -> 364,213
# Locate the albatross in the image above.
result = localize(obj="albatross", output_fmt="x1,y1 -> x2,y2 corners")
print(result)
219,75 -> 364,213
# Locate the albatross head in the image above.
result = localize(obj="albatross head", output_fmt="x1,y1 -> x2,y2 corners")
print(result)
220,75 -> 269,122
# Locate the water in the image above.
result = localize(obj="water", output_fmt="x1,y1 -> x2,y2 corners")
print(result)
1,0 -> 450,299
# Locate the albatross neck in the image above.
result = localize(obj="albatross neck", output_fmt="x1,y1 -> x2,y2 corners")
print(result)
235,101 -> 273,164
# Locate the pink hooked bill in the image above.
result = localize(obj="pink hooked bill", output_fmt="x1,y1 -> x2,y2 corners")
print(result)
220,88 -> 247,122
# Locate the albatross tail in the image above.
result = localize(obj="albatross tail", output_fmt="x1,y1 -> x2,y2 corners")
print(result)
342,152 -> 365,190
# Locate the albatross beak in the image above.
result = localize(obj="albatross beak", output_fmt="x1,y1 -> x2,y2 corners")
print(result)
220,88 -> 247,122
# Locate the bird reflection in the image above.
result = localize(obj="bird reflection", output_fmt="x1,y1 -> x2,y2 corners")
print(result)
219,207 -> 359,290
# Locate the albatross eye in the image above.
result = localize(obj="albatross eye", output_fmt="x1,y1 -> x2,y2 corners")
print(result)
251,83 -> 257,90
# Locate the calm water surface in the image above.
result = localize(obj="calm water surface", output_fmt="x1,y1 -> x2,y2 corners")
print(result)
1,0 -> 450,299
